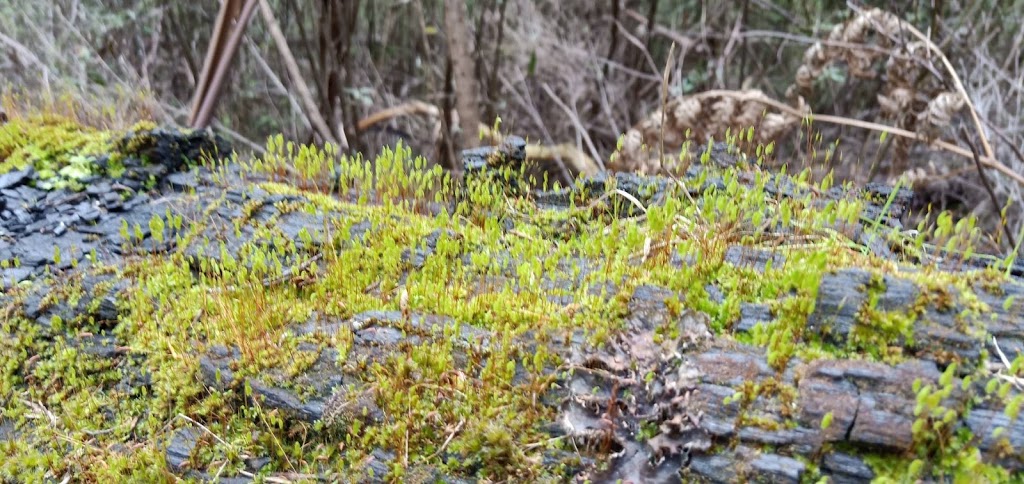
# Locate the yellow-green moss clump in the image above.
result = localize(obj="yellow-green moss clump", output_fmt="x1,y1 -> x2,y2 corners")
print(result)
1,122 -> 1021,482
0,116 -> 159,189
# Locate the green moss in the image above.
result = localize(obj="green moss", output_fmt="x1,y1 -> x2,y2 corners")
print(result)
0,116 -> 114,189
848,274 -> 918,362
864,447 -> 1011,484
3,120 -> 1021,481
0,116 -> 205,191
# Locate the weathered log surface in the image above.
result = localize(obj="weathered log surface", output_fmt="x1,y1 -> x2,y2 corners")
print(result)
2,129 -> 1022,482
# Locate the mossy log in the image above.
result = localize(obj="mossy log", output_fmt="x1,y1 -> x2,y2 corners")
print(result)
1,117 -> 1022,482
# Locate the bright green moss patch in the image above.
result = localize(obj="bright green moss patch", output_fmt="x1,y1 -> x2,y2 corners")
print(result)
0,116 -> 174,190
0,116 -> 114,189
849,273 -> 919,362
864,446 -> 1011,483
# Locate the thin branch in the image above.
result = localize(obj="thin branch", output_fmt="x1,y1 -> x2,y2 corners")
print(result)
243,37 -> 309,133
426,418 -> 465,461
960,126 -> 1017,251
498,72 -> 570,180
357,100 -> 439,132
0,31 -> 49,75
540,83 -> 602,170
257,0 -> 344,149
980,118 -> 1024,174
614,20 -> 661,77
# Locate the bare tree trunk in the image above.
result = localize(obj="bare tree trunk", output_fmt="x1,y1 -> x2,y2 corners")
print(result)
439,57 -> 458,172
318,0 -> 361,152
484,0 -> 509,125
444,0 -> 483,172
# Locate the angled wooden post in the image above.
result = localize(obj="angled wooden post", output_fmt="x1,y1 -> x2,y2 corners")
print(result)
188,0 -> 240,127
189,0 -> 259,129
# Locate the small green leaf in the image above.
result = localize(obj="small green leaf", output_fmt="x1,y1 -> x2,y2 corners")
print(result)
820,411 -> 834,430
908,459 -> 924,477
986,378 -> 999,394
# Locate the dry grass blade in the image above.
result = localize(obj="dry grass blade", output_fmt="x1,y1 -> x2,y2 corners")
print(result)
991,337 -> 1024,392
21,397 -> 58,427
426,418 -> 466,460
611,189 -> 649,214
660,42 -> 677,165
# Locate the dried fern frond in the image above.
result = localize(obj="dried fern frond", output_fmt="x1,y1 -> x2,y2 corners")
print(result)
791,8 -> 977,173
609,89 -> 802,174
